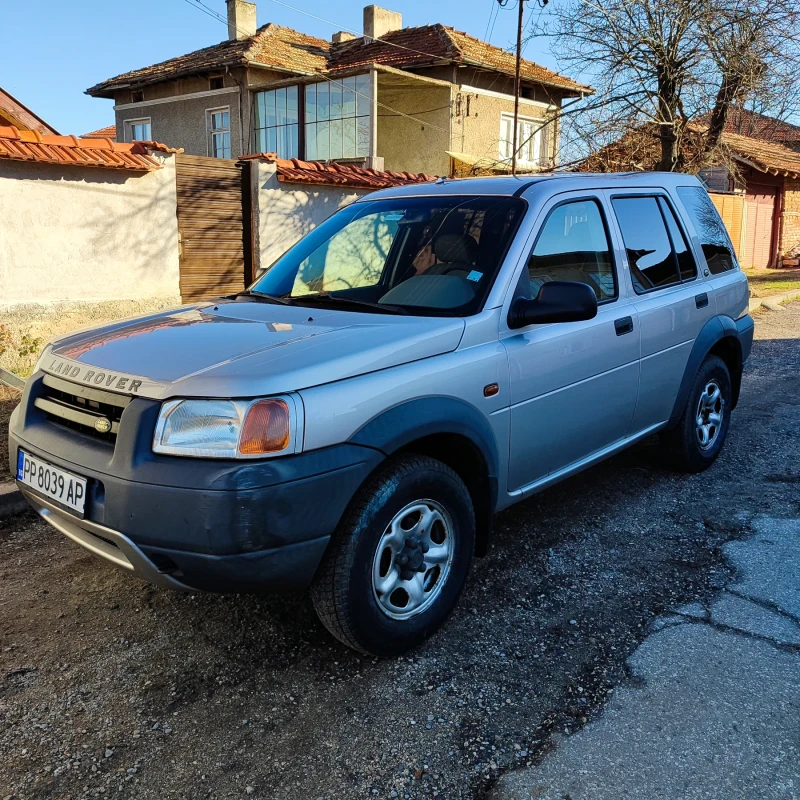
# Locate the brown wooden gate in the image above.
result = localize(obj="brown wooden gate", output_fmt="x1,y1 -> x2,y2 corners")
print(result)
743,184 -> 778,270
175,154 -> 248,302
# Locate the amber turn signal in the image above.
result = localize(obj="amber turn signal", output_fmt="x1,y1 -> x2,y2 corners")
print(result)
239,399 -> 291,455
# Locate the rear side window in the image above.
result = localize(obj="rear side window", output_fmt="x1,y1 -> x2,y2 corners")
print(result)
676,186 -> 737,274
612,196 -> 697,293
528,199 -> 616,302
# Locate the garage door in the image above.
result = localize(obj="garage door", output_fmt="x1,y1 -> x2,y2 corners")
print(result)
743,185 -> 777,270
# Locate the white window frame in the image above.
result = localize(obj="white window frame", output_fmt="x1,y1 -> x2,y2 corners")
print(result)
206,106 -> 232,159
123,118 -> 151,142
499,112 -> 544,167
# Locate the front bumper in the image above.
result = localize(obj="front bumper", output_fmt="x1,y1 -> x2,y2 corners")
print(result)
10,373 -> 384,592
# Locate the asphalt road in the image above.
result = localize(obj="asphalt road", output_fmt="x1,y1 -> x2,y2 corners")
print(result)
1,303 -> 799,800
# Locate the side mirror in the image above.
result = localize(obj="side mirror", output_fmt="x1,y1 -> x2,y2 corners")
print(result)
508,280 -> 598,329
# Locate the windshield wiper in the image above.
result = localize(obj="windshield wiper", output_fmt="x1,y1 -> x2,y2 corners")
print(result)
292,294 -> 407,315
233,290 -> 294,306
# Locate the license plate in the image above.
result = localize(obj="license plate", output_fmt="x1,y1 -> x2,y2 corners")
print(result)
17,450 -> 87,515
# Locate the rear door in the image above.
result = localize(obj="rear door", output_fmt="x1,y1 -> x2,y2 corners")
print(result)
605,191 -> 714,432
503,191 -> 640,492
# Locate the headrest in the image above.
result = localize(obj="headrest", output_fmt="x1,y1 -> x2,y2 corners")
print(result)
433,233 -> 479,265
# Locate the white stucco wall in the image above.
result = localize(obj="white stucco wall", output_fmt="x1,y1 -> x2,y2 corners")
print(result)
0,154 -> 181,311
252,160 -> 371,271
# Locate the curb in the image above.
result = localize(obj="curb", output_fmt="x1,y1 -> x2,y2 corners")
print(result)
0,482 -> 27,520
749,288 -> 800,314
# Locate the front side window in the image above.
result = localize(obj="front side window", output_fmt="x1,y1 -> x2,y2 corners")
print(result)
253,86 -> 299,159
528,199 -> 616,302
499,113 -> 542,166
207,108 -> 231,159
306,75 -> 371,160
677,186 -> 737,274
250,195 -> 526,316
124,118 -> 151,142
612,196 -> 693,293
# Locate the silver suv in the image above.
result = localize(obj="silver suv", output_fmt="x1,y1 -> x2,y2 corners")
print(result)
10,173 -> 753,656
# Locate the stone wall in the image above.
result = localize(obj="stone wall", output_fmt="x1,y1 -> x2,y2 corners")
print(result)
780,178 -> 800,263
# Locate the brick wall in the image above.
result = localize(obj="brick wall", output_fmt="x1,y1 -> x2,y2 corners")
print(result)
780,178 -> 800,259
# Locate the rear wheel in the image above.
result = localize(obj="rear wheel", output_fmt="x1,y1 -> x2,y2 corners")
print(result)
311,455 -> 475,656
659,355 -> 732,473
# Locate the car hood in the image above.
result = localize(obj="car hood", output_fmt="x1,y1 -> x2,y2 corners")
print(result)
44,300 -> 466,399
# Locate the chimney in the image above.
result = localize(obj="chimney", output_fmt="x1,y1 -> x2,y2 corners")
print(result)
332,31 -> 357,43
363,5 -> 402,41
226,0 -> 257,41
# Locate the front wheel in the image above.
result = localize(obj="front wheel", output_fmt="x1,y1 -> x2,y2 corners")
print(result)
311,455 -> 475,656
659,354 -> 732,473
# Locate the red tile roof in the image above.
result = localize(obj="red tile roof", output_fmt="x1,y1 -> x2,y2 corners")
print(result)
87,23 -> 590,98
0,126 -> 180,172
242,152 -> 436,189
82,124 -> 117,140
0,86 -> 59,135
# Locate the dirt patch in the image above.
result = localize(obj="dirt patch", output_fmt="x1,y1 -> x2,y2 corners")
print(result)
744,267 -> 800,298
0,304 -> 798,800
0,384 -> 21,483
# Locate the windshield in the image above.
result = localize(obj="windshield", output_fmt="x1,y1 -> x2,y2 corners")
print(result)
250,195 -> 526,316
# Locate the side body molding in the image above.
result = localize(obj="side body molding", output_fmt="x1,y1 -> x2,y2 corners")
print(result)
349,397 -> 501,555
667,314 -> 754,428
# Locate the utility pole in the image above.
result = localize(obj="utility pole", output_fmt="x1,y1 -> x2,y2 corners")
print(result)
511,0 -> 526,176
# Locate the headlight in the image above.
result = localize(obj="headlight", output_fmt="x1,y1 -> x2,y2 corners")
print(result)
153,396 -> 300,459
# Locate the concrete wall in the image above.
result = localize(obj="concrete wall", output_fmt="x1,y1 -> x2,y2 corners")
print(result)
0,154 -> 181,311
251,160 -> 371,271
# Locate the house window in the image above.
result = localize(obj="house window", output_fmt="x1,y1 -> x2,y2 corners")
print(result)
499,113 -> 542,166
305,75 -> 371,160
209,75 -> 224,91
124,118 -> 151,142
207,108 -> 231,159
131,90 -> 144,103
253,86 -> 299,159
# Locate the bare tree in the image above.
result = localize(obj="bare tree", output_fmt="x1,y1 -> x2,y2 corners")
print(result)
533,0 -> 800,171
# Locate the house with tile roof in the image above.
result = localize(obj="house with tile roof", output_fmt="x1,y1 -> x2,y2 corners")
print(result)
0,86 -> 59,136
86,2 -> 590,177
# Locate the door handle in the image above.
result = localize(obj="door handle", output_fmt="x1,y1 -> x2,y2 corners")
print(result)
614,316 -> 634,336
695,292 -> 709,309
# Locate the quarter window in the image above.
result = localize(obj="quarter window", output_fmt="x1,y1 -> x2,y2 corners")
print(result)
253,86 -> 299,159
305,76 -> 371,160
207,108 -> 231,159
612,196 -> 693,293
676,186 -> 737,274
528,199 -> 617,302
123,118 -> 151,142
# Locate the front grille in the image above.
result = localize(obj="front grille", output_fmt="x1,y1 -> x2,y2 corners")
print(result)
36,374 -> 131,444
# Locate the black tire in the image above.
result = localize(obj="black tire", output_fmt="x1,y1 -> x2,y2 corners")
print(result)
659,354 -> 732,473
311,455 -> 475,656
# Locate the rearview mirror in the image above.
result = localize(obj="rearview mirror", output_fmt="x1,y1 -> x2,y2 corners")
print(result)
508,280 -> 598,329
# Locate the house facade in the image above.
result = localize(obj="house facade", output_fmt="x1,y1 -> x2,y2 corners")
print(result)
86,2 -> 590,176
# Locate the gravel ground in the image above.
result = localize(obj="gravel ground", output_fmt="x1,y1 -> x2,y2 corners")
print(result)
1,303 -> 798,800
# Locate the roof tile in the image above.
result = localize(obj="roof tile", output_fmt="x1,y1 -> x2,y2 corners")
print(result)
82,124 -> 117,140
0,125 -> 180,172
242,152 -> 436,189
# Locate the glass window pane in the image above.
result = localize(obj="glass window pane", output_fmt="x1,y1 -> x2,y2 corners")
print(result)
317,83 -> 329,121
256,92 -> 266,128
529,200 -> 616,301
287,86 -> 298,123
612,197 -> 680,292
267,126 -> 277,153
305,123 -> 317,160
357,116 -> 370,157
343,76 -> 356,118
222,111 -> 230,129
276,88 -> 287,126
356,74 -> 371,117
288,124 -> 298,159
266,92 -> 276,128
329,82 -> 343,121
305,84 -> 316,123
676,186 -> 736,274
342,116 -> 356,158
257,128 -> 267,153
316,120 -> 330,159
658,197 -> 696,281
329,118 -> 343,159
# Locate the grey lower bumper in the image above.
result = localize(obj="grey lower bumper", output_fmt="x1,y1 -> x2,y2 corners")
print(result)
20,487 -> 194,592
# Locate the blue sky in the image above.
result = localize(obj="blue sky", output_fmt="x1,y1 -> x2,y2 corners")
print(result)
3,0 -> 559,136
